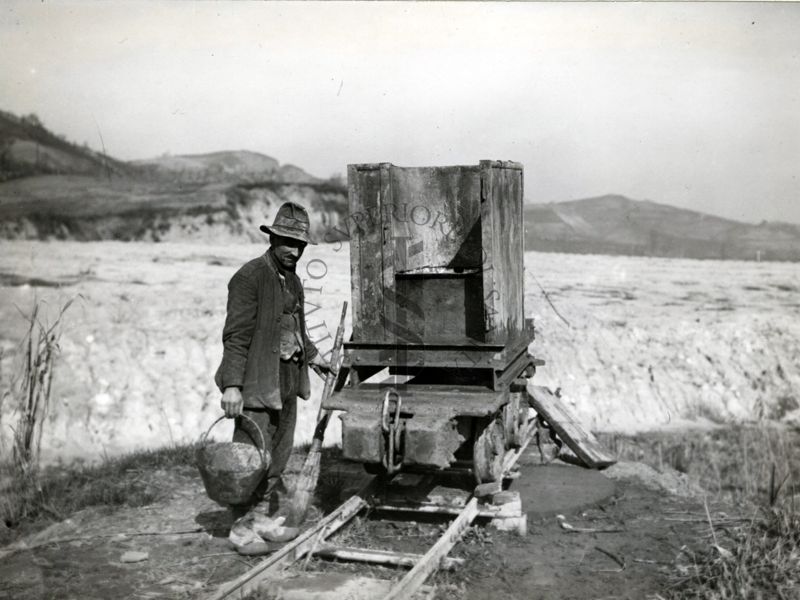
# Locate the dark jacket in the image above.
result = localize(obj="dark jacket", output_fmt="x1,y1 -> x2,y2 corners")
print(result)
214,251 -> 318,409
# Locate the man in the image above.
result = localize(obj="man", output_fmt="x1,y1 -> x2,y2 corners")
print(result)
214,201 -> 330,552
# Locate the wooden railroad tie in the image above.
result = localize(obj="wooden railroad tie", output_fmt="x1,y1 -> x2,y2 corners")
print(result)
312,544 -> 464,571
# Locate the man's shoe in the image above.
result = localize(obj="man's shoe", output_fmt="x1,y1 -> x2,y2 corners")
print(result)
228,514 -> 262,548
251,513 -> 300,543
233,539 -> 283,556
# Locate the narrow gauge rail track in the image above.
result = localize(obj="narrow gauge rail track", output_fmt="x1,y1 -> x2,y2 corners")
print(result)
206,415 -> 539,600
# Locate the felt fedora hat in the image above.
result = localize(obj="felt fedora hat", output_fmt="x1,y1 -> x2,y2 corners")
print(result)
260,202 -> 316,245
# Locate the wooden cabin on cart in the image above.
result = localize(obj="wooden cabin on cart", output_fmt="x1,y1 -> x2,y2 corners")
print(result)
323,160 -> 543,483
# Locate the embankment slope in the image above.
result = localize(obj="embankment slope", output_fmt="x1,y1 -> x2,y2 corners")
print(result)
0,242 -> 797,463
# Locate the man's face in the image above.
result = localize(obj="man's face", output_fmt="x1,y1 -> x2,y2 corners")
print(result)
271,235 -> 306,270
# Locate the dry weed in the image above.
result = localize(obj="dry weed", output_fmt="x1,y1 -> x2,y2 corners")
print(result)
9,297 -> 76,477
601,426 -> 800,598
598,426 -> 799,507
666,504 -> 800,599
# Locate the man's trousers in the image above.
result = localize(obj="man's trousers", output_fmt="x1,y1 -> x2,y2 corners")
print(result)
232,358 -> 300,508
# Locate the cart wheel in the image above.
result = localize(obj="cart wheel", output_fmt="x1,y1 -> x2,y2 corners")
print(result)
473,418 -> 506,484
503,392 -> 528,449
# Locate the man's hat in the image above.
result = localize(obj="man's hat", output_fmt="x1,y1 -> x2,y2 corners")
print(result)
260,202 -> 316,245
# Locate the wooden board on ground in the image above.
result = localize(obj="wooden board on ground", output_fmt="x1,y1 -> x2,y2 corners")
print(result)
265,572 -> 434,600
313,545 -> 464,571
526,384 -> 616,469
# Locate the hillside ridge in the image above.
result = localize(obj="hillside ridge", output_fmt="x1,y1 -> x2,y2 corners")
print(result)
0,109 -> 345,242
1,109 -> 798,260
0,109 -> 133,181
525,195 -> 800,261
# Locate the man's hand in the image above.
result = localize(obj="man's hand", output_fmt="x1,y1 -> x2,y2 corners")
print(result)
309,353 -> 332,379
221,387 -> 244,418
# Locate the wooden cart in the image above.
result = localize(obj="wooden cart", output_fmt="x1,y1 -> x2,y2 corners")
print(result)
323,161 -> 543,483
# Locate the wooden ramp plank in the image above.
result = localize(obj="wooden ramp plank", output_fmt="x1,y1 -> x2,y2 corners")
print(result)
526,384 -> 616,469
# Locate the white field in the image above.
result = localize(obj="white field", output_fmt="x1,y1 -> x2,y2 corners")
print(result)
0,240 -> 798,465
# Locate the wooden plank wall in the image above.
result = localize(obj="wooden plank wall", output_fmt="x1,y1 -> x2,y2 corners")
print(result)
387,166 -> 483,344
349,161 -> 524,347
379,163 -> 399,345
480,161 -> 525,344
388,166 -> 482,273
348,164 -> 384,342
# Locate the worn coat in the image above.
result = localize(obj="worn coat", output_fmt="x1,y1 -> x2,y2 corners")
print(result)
214,251 -> 318,409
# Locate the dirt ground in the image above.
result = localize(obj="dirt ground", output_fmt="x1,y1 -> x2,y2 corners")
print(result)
0,446 -> 728,600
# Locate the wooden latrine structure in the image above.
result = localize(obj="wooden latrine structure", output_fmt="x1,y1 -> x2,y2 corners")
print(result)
324,161 -> 542,482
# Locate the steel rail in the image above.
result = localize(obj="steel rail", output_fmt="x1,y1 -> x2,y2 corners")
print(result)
208,415 -> 537,600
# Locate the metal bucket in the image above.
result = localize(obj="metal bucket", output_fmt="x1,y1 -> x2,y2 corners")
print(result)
196,415 -> 271,506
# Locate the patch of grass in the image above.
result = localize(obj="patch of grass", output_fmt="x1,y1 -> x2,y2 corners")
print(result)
663,505 -> 800,599
0,443 -> 198,540
598,425 -> 800,507
601,426 -> 800,599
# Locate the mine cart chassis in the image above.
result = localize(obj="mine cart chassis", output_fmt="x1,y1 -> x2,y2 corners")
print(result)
325,330 -> 544,483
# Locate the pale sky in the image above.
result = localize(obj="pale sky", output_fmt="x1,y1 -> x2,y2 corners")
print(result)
1,1 -> 799,224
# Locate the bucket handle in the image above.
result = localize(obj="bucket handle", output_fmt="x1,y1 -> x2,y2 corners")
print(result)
199,414 -> 269,470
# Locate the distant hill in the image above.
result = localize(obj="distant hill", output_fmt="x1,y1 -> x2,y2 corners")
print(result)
1,109 -> 798,259
0,109 -> 318,186
0,109 -> 345,242
0,109 -> 133,181
525,195 -> 800,261
132,151 -> 319,184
